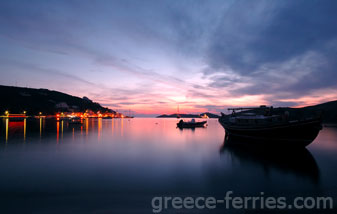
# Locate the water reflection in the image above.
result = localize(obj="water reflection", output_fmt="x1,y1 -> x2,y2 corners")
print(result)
56,120 -> 59,142
0,118 -> 336,213
3,119 -> 27,142
39,118 -> 42,138
61,120 -> 64,140
86,118 -> 89,136
5,118 -> 8,142
220,137 -> 320,184
23,119 -> 26,141
121,118 -> 124,136
98,118 -> 102,140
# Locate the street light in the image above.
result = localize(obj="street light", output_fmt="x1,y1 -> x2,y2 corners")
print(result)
23,111 -> 27,114
5,111 -> 9,116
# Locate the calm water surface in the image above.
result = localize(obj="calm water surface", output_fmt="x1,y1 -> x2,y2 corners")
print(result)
0,118 -> 336,213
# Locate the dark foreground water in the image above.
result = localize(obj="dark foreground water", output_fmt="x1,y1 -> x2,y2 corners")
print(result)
0,118 -> 336,213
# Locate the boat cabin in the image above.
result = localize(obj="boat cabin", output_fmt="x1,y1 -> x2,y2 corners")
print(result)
228,106 -> 286,125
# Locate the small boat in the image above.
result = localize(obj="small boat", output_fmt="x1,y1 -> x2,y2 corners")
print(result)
218,106 -> 322,147
5,114 -> 27,121
102,116 -> 113,119
68,117 -> 83,125
177,119 -> 207,128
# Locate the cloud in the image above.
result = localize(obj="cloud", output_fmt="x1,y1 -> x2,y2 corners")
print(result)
203,0 -> 337,101
1,0 -> 337,114
206,1 -> 337,72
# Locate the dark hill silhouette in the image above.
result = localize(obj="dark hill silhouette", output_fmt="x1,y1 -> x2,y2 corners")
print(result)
0,85 -> 114,115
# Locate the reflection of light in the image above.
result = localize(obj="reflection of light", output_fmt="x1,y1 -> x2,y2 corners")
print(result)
72,128 -> 75,140
23,119 -> 26,141
111,119 -> 114,136
5,118 -> 8,142
98,118 -> 102,140
56,121 -> 59,143
40,118 -> 42,137
61,120 -> 64,140
86,118 -> 89,136
121,118 -> 124,137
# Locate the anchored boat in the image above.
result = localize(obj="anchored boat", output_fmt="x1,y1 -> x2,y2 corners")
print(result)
68,117 -> 83,125
177,119 -> 207,129
218,106 -> 322,147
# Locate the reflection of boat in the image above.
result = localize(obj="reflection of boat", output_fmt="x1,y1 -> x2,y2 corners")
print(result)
220,137 -> 320,184
177,119 -> 207,128
219,106 -> 322,147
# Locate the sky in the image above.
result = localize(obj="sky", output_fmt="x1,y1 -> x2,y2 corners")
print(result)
1,0 -> 337,116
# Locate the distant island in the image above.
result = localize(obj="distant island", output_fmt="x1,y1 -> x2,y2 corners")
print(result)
0,85 -> 115,116
157,112 -> 220,118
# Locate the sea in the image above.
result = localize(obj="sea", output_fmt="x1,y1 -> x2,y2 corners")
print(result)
0,118 -> 336,213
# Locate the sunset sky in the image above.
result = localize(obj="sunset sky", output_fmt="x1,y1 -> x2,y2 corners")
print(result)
1,0 -> 337,116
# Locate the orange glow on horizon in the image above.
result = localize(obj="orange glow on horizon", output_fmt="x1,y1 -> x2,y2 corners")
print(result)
58,88 -> 337,116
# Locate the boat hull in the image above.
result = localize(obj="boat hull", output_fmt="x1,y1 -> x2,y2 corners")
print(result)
177,121 -> 207,128
218,118 -> 322,147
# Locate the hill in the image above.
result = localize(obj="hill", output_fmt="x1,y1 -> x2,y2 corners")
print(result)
302,100 -> 337,123
0,85 -> 114,115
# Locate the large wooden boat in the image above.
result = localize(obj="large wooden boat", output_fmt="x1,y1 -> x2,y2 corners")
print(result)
218,106 -> 322,147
